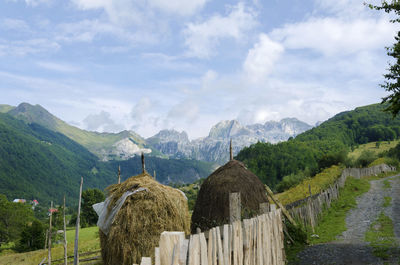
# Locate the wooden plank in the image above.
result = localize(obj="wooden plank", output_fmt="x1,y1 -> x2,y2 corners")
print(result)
229,193 -> 241,223
242,219 -> 251,265
200,233 -> 208,265
188,234 -> 200,265
212,228 -> 218,265
256,216 -> 263,265
216,226 -> 224,265
159,231 -> 185,265
232,221 -> 240,265
180,239 -> 189,265
223,225 -> 230,265
155,247 -> 160,265
264,185 -> 297,227
140,257 -> 152,265
251,218 -> 257,265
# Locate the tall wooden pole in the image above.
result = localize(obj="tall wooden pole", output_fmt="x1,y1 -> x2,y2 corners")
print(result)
48,201 -> 53,265
230,139 -> 233,161
74,177 -> 83,265
63,195 -> 68,265
141,152 -> 146,173
118,165 -> 121,184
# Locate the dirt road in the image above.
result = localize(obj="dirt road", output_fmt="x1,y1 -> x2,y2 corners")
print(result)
294,175 -> 400,265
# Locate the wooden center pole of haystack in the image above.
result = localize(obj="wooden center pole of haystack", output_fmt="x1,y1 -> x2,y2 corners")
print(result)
229,139 -> 233,161
229,192 -> 241,223
63,195 -> 67,265
141,152 -> 146,173
74,177 -> 83,265
48,201 -> 53,265
118,165 -> 121,184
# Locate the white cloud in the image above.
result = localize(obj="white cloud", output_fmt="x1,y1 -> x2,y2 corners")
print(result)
1,18 -> 30,31
148,0 -> 209,16
36,61 -> 81,72
0,38 -> 60,57
243,33 -> 284,83
270,16 -> 396,57
183,2 -> 257,58
82,110 -> 123,132
131,97 -> 152,122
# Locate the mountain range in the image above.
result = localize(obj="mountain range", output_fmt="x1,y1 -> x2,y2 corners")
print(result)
1,103 -> 313,164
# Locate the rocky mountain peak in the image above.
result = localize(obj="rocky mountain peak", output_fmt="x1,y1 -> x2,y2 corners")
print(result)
208,120 -> 249,139
148,129 -> 189,143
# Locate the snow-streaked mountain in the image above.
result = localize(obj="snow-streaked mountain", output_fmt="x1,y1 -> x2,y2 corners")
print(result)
146,119 -> 312,164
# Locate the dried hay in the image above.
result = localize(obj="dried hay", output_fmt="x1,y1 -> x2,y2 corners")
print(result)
191,160 -> 268,233
100,172 -> 190,265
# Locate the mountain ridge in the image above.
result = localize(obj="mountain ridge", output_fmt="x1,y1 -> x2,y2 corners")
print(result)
4,102 -> 313,163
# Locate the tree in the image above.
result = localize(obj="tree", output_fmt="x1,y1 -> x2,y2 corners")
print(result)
369,1 -> 400,116
0,194 -> 34,247
81,188 -> 105,227
17,219 -> 46,252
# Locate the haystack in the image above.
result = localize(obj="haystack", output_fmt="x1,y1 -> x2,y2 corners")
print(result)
191,159 -> 268,233
98,172 -> 190,265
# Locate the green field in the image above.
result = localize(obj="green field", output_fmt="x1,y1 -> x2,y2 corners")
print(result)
0,226 -> 100,265
276,165 -> 343,205
349,140 -> 400,160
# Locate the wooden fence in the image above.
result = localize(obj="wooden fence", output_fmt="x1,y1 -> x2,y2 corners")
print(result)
138,207 -> 285,265
285,164 -> 396,231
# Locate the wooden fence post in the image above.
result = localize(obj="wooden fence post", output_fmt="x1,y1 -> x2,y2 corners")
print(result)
63,195 -> 67,265
48,201 -> 53,265
229,192 -> 241,223
74,177 -> 83,265
259,202 -> 269,214
159,231 -> 185,265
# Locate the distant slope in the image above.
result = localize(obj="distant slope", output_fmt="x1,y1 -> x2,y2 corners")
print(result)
0,112 -> 215,205
0,112 -> 114,205
237,103 -> 400,188
0,104 -> 14,113
7,103 -> 153,160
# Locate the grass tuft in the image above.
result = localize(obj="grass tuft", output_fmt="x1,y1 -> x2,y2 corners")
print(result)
365,212 -> 397,260
309,177 -> 370,244
383,197 -> 392,208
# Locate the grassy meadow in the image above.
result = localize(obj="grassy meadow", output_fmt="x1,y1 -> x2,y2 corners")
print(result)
276,165 -> 343,205
0,226 -> 100,265
349,140 -> 400,160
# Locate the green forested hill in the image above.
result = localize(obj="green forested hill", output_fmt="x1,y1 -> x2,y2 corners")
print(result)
236,103 -> 400,188
7,103 -> 153,159
0,113 -> 215,206
0,112 -> 114,205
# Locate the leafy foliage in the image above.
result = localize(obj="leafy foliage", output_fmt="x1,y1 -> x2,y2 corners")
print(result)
16,219 -> 46,252
369,1 -> 400,116
0,194 -> 34,247
81,188 -> 105,228
237,103 -> 400,189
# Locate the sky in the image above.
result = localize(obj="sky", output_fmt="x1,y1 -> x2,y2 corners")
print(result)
0,0 -> 398,139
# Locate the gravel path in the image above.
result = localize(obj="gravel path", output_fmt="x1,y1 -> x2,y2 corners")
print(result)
293,175 -> 400,265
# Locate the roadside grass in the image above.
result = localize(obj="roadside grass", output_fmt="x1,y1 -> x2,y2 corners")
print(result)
308,177 -> 370,244
365,212 -> 397,260
276,165 -> 343,205
383,179 -> 391,189
363,170 -> 400,181
349,140 -> 400,160
383,197 -> 392,208
0,226 -> 100,265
